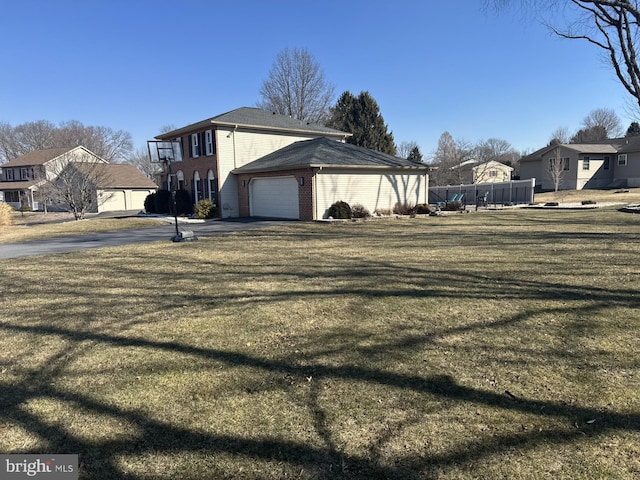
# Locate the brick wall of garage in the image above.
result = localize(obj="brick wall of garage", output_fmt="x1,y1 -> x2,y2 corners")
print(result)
236,168 -> 315,220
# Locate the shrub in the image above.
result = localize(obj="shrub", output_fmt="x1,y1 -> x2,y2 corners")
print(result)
144,193 -> 157,214
351,203 -> 371,218
442,201 -> 463,211
194,199 -> 216,219
414,203 -> 432,214
175,190 -> 193,216
328,200 -> 352,219
0,202 -> 12,227
19,204 -> 32,213
393,202 -> 414,215
154,190 -> 172,214
374,208 -> 392,216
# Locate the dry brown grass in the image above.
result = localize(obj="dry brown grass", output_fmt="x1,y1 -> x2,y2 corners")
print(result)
0,216 -> 166,243
534,187 -> 640,204
0,209 -> 639,479
0,202 -> 12,227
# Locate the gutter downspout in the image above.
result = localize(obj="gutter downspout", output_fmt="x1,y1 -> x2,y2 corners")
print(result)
232,124 -> 238,169
314,166 -> 323,219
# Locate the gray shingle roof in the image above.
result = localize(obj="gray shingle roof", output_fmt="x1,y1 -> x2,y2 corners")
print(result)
157,107 -> 349,139
233,137 -> 429,173
72,163 -> 158,188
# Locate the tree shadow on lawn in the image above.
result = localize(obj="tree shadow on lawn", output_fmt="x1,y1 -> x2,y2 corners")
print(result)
1,311 -> 639,479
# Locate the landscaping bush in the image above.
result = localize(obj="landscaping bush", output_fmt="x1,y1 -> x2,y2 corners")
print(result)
374,208 -> 392,216
154,190 -> 172,214
175,190 -> 193,216
442,201 -> 463,211
144,193 -> 157,214
350,203 -> 371,218
328,200 -> 352,219
393,202 -> 415,215
0,202 -> 12,227
414,203 -> 432,214
194,199 -> 216,219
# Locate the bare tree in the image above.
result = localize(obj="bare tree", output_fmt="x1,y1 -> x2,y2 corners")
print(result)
488,1 -> 640,110
0,120 -> 132,163
397,140 -> 420,159
547,145 -> 568,191
581,107 -> 623,137
430,132 -> 475,185
258,47 -> 335,124
126,146 -> 162,180
39,152 -> 113,220
548,126 -> 571,145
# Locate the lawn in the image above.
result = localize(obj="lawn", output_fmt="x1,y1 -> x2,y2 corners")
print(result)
0,208 -> 638,479
1,214 -> 166,243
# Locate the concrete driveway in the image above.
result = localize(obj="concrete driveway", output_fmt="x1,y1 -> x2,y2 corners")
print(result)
0,218 -> 294,259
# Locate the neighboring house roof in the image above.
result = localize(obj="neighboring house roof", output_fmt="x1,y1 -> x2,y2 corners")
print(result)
233,137 -> 430,174
2,147 -> 76,167
156,107 -> 350,139
472,160 -> 514,171
71,163 -> 157,189
0,180 -> 38,190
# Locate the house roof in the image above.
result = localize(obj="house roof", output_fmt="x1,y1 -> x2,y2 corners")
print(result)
2,147 -> 76,167
72,163 -> 158,189
522,141 -> 619,161
0,180 -> 40,190
156,107 -> 350,139
472,160 -> 514,171
232,137 -> 430,174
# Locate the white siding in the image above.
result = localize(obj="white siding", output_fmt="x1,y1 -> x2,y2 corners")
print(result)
315,170 -> 428,219
216,128 -> 333,218
97,188 -> 156,212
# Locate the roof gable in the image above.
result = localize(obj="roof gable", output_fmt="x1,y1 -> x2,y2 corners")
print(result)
157,107 -> 349,139
233,137 -> 429,173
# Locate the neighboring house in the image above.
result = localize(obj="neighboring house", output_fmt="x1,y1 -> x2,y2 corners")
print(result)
0,146 -> 104,210
520,137 -> 640,190
0,146 -> 157,213
233,137 -> 430,220
472,160 -> 513,183
154,107 -> 350,218
68,162 -> 158,213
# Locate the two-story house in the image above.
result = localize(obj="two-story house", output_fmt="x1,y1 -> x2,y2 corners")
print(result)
154,107 -> 350,218
0,146 -> 157,212
155,106 -> 430,220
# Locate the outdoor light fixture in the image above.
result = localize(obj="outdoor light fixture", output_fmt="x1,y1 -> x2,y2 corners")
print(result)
299,177 -> 304,186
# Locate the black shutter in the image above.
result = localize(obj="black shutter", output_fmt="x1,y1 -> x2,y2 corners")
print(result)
188,134 -> 193,158
200,131 -> 206,156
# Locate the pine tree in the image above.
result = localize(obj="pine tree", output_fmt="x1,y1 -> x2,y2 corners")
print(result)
626,121 -> 640,137
326,91 -> 396,155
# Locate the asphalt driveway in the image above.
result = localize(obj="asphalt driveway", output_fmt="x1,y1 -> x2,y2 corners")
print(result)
0,218 -> 294,259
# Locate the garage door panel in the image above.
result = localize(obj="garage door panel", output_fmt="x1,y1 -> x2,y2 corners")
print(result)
250,177 -> 299,219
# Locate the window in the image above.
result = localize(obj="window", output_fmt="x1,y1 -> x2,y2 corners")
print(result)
583,156 -> 590,170
618,154 -> 628,166
5,168 -> 13,181
489,170 -> 497,177
604,156 -> 610,170
205,129 -> 215,156
548,157 -> 570,171
190,134 -> 200,158
20,167 -> 30,180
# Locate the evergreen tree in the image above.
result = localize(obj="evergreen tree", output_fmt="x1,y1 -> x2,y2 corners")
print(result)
408,146 -> 423,163
326,91 -> 396,155
626,121 -> 640,137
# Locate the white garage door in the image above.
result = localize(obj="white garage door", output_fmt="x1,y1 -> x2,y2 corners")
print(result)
250,177 -> 299,219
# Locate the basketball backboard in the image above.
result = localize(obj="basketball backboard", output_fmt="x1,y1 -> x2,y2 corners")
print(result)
147,140 -> 183,163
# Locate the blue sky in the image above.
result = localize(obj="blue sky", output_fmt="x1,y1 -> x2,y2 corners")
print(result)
0,0 -> 632,158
